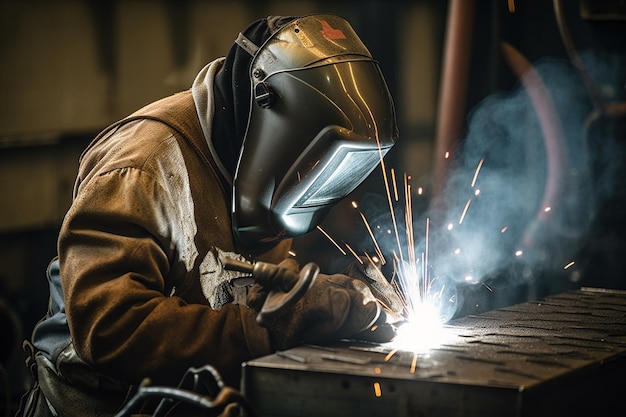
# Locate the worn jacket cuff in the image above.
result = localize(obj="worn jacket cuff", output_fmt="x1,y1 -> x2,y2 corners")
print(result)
240,305 -> 272,358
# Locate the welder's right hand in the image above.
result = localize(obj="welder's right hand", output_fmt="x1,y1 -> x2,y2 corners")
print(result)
250,271 -> 382,350
341,257 -> 405,322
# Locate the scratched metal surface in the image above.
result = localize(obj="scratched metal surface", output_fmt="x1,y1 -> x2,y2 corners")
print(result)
242,288 -> 626,417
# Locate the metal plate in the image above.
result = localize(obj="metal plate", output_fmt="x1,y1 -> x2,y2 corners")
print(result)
242,288 -> 626,417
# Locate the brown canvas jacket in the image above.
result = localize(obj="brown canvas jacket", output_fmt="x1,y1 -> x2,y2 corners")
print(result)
57,65 -> 282,392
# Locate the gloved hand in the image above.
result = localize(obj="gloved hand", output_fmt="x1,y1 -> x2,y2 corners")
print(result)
246,259 -> 385,350
341,257 -> 405,321
245,258 -> 303,312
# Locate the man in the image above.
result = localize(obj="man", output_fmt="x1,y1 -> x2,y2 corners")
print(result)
18,14 -> 400,417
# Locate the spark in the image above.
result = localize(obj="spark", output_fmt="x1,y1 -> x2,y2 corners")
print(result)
444,151 -> 450,159
316,225 -> 347,256
508,0 -> 516,13
389,216 -> 455,354
373,382 -> 382,397
410,353 -> 418,374
471,158 -> 484,188
384,349 -> 397,362
288,250 -> 297,257
564,261 -> 575,270
459,198 -> 472,224
380,160 -> 403,264
515,250 -> 523,257
356,208 -> 386,264
404,175 -> 416,268
544,206 -> 551,212
391,168 -> 399,202
351,203 -> 386,263
342,151 -> 490,358
364,252 -> 380,271
501,226 -> 508,233
344,242 -> 363,263
424,218 -> 430,290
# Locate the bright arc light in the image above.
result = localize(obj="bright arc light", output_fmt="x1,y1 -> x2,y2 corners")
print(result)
392,302 -> 448,353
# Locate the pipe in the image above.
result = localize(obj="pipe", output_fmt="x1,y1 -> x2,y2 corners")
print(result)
433,0 -> 476,198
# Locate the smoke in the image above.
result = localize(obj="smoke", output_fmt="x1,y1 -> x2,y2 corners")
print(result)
432,57 -> 591,281
358,49 -> 625,319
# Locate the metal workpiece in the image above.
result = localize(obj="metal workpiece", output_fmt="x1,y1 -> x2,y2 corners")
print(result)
242,288 -> 626,417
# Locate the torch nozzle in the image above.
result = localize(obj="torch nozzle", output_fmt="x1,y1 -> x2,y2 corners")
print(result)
223,258 -> 254,274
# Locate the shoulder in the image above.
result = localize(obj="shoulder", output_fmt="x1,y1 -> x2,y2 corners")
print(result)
79,118 -> 181,178
78,91 -> 203,179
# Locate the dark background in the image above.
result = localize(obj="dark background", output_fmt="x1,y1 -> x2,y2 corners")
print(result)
1,0 -> 625,414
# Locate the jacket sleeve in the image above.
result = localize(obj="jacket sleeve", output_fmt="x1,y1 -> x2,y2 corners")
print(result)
58,153 -> 272,388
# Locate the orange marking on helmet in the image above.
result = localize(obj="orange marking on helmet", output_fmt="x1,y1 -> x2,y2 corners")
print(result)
318,19 -> 347,40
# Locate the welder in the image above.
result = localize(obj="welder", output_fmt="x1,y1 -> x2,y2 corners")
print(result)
16,14 -> 401,417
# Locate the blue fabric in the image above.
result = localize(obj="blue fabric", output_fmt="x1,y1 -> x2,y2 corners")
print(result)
31,257 -> 71,362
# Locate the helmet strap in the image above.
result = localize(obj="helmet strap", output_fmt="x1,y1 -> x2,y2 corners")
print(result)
235,32 -> 259,56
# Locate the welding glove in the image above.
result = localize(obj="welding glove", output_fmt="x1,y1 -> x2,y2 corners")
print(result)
341,257 -> 405,321
245,258 -> 302,310
246,260 -> 384,350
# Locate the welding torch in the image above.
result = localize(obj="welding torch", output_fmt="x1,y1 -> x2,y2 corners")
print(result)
223,258 -> 319,326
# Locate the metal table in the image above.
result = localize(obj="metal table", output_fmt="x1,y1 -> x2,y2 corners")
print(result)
242,288 -> 626,416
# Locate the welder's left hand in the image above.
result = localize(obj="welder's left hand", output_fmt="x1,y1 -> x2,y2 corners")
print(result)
341,257 -> 405,322
246,258 -> 301,312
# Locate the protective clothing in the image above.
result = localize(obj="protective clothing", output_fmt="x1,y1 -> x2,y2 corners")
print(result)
19,88 -> 277,417
264,273 -> 381,349
230,15 -> 399,252
246,259 -> 384,349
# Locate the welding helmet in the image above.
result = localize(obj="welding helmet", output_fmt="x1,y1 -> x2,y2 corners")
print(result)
232,14 -> 398,251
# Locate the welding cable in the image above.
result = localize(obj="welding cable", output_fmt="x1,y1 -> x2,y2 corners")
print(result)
433,0 -> 476,198
500,42 -> 569,249
152,364 -> 226,417
113,378 -> 256,417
